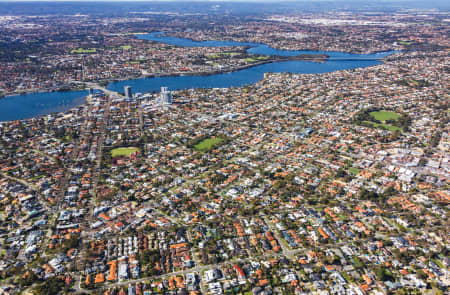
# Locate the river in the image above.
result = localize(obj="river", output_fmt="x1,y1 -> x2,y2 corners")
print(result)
0,32 -> 396,121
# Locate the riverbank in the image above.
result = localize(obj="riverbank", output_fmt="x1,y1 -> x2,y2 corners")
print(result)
0,83 -> 87,100
137,31 -> 396,55
1,31 -> 399,98
0,54 -> 328,98
0,30 -> 398,122
142,54 -> 328,79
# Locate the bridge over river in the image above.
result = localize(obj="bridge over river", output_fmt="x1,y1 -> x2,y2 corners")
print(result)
1,47 -> 398,122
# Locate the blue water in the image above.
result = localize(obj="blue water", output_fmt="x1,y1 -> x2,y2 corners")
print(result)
107,59 -> 384,94
108,32 -> 395,94
0,32 -> 396,122
137,32 -> 394,59
0,91 -> 87,122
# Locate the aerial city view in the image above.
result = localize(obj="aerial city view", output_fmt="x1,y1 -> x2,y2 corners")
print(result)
0,0 -> 448,294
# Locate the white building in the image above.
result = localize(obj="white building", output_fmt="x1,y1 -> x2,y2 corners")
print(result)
158,87 -> 172,104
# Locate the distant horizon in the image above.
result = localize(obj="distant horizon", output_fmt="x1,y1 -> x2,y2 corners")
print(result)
1,0 -> 448,16
1,0 -> 448,5
1,0 -> 448,6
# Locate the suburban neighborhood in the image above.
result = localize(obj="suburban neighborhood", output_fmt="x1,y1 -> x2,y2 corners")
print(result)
0,1 -> 448,295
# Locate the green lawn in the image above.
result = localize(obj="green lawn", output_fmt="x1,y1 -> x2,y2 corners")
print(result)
194,137 -> 224,151
348,167 -> 361,175
120,45 -> 132,50
244,56 -> 269,62
369,110 -> 400,121
70,48 -> 97,54
337,213 -> 347,221
363,121 -> 402,132
111,147 -> 140,158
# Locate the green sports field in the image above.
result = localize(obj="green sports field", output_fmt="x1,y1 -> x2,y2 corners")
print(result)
369,110 -> 400,121
111,147 -> 140,157
194,137 -> 224,151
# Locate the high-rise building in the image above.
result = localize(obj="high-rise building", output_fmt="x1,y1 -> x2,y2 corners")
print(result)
124,86 -> 132,99
159,86 -> 172,104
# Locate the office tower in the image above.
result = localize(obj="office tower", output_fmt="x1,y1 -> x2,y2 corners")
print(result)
124,86 -> 132,99
159,86 -> 172,104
